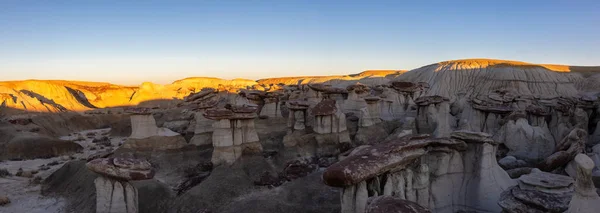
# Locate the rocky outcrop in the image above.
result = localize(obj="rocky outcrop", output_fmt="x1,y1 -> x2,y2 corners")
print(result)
539,128 -> 586,172
323,131 -> 515,213
313,99 -> 351,156
567,154 -> 600,213
359,96 -> 382,127
414,95 -> 452,137
204,105 -> 263,165
185,89 -> 220,146
498,170 -> 574,213
122,110 -> 187,151
87,158 -> 155,213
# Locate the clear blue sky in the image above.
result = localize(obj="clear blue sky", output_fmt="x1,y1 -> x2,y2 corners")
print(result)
1,0 -> 599,85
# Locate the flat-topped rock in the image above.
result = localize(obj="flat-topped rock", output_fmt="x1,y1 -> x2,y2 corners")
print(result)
346,83 -> 370,93
287,100 -> 310,110
323,136 -> 467,187
414,95 -> 448,106
229,105 -> 258,113
124,107 -> 151,115
313,99 -> 337,116
113,158 -> 152,170
450,130 -> 496,144
526,104 -> 551,116
471,102 -> 514,113
365,196 -> 431,213
519,171 -> 574,190
87,158 -> 155,181
364,96 -> 380,103
202,108 -> 232,119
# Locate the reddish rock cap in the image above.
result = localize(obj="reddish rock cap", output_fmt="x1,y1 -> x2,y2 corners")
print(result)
313,99 -> 337,116
86,158 -> 154,181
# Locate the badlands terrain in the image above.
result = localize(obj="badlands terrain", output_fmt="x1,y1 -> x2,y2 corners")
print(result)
2,59 -> 600,213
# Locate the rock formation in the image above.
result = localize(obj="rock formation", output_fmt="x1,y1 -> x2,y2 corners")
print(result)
122,107 -> 187,151
185,89 -> 220,146
87,158 -> 155,213
498,170 -> 574,212
567,154 -> 600,213
323,130 -> 515,213
204,105 -> 263,165
312,98 -> 351,156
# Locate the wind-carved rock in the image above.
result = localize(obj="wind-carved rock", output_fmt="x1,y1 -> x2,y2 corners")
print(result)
378,81 -> 428,119
204,105 -> 262,165
87,158 -> 155,213
567,154 -> 600,213
187,89 -> 220,146
359,96 -> 382,127
414,95 -> 452,137
260,91 -> 284,118
538,128 -> 586,172
122,108 -> 187,151
498,170 -> 575,213
312,98 -> 351,156
323,131 -> 515,213
494,111 -> 555,163
344,83 -> 370,115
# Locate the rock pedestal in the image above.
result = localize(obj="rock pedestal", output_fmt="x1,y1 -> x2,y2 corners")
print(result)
359,96 -> 382,127
414,96 -> 451,137
123,109 -> 187,151
312,99 -> 351,156
204,105 -> 263,165
87,158 -> 155,213
567,154 -> 600,213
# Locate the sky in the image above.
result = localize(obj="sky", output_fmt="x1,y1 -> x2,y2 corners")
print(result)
1,0 -> 599,85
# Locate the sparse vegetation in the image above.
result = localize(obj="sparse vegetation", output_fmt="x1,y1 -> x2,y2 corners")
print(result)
0,168 -> 11,177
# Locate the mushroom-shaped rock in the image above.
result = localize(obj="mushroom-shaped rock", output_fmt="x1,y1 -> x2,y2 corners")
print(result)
313,99 -> 337,116
287,100 -> 310,110
87,158 -> 154,213
414,95 -> 448,106
203,108 -> 234,120
323,136 -> 467,187
390,81 -> 419,92
87,158 -> 154,181
567,154 -> 600,213
365,196 -> 431,213
450,130 -> 497,144
346,83 -> 370,94
525,104 -> 551,116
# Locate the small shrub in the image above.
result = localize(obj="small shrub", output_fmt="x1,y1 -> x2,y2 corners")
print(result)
0,169 -> 11,177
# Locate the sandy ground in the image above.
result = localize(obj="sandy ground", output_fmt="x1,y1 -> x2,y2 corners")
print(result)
0,128 -> 126,213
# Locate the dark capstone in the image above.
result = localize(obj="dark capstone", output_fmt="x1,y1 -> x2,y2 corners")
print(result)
313,99 -> 337,116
